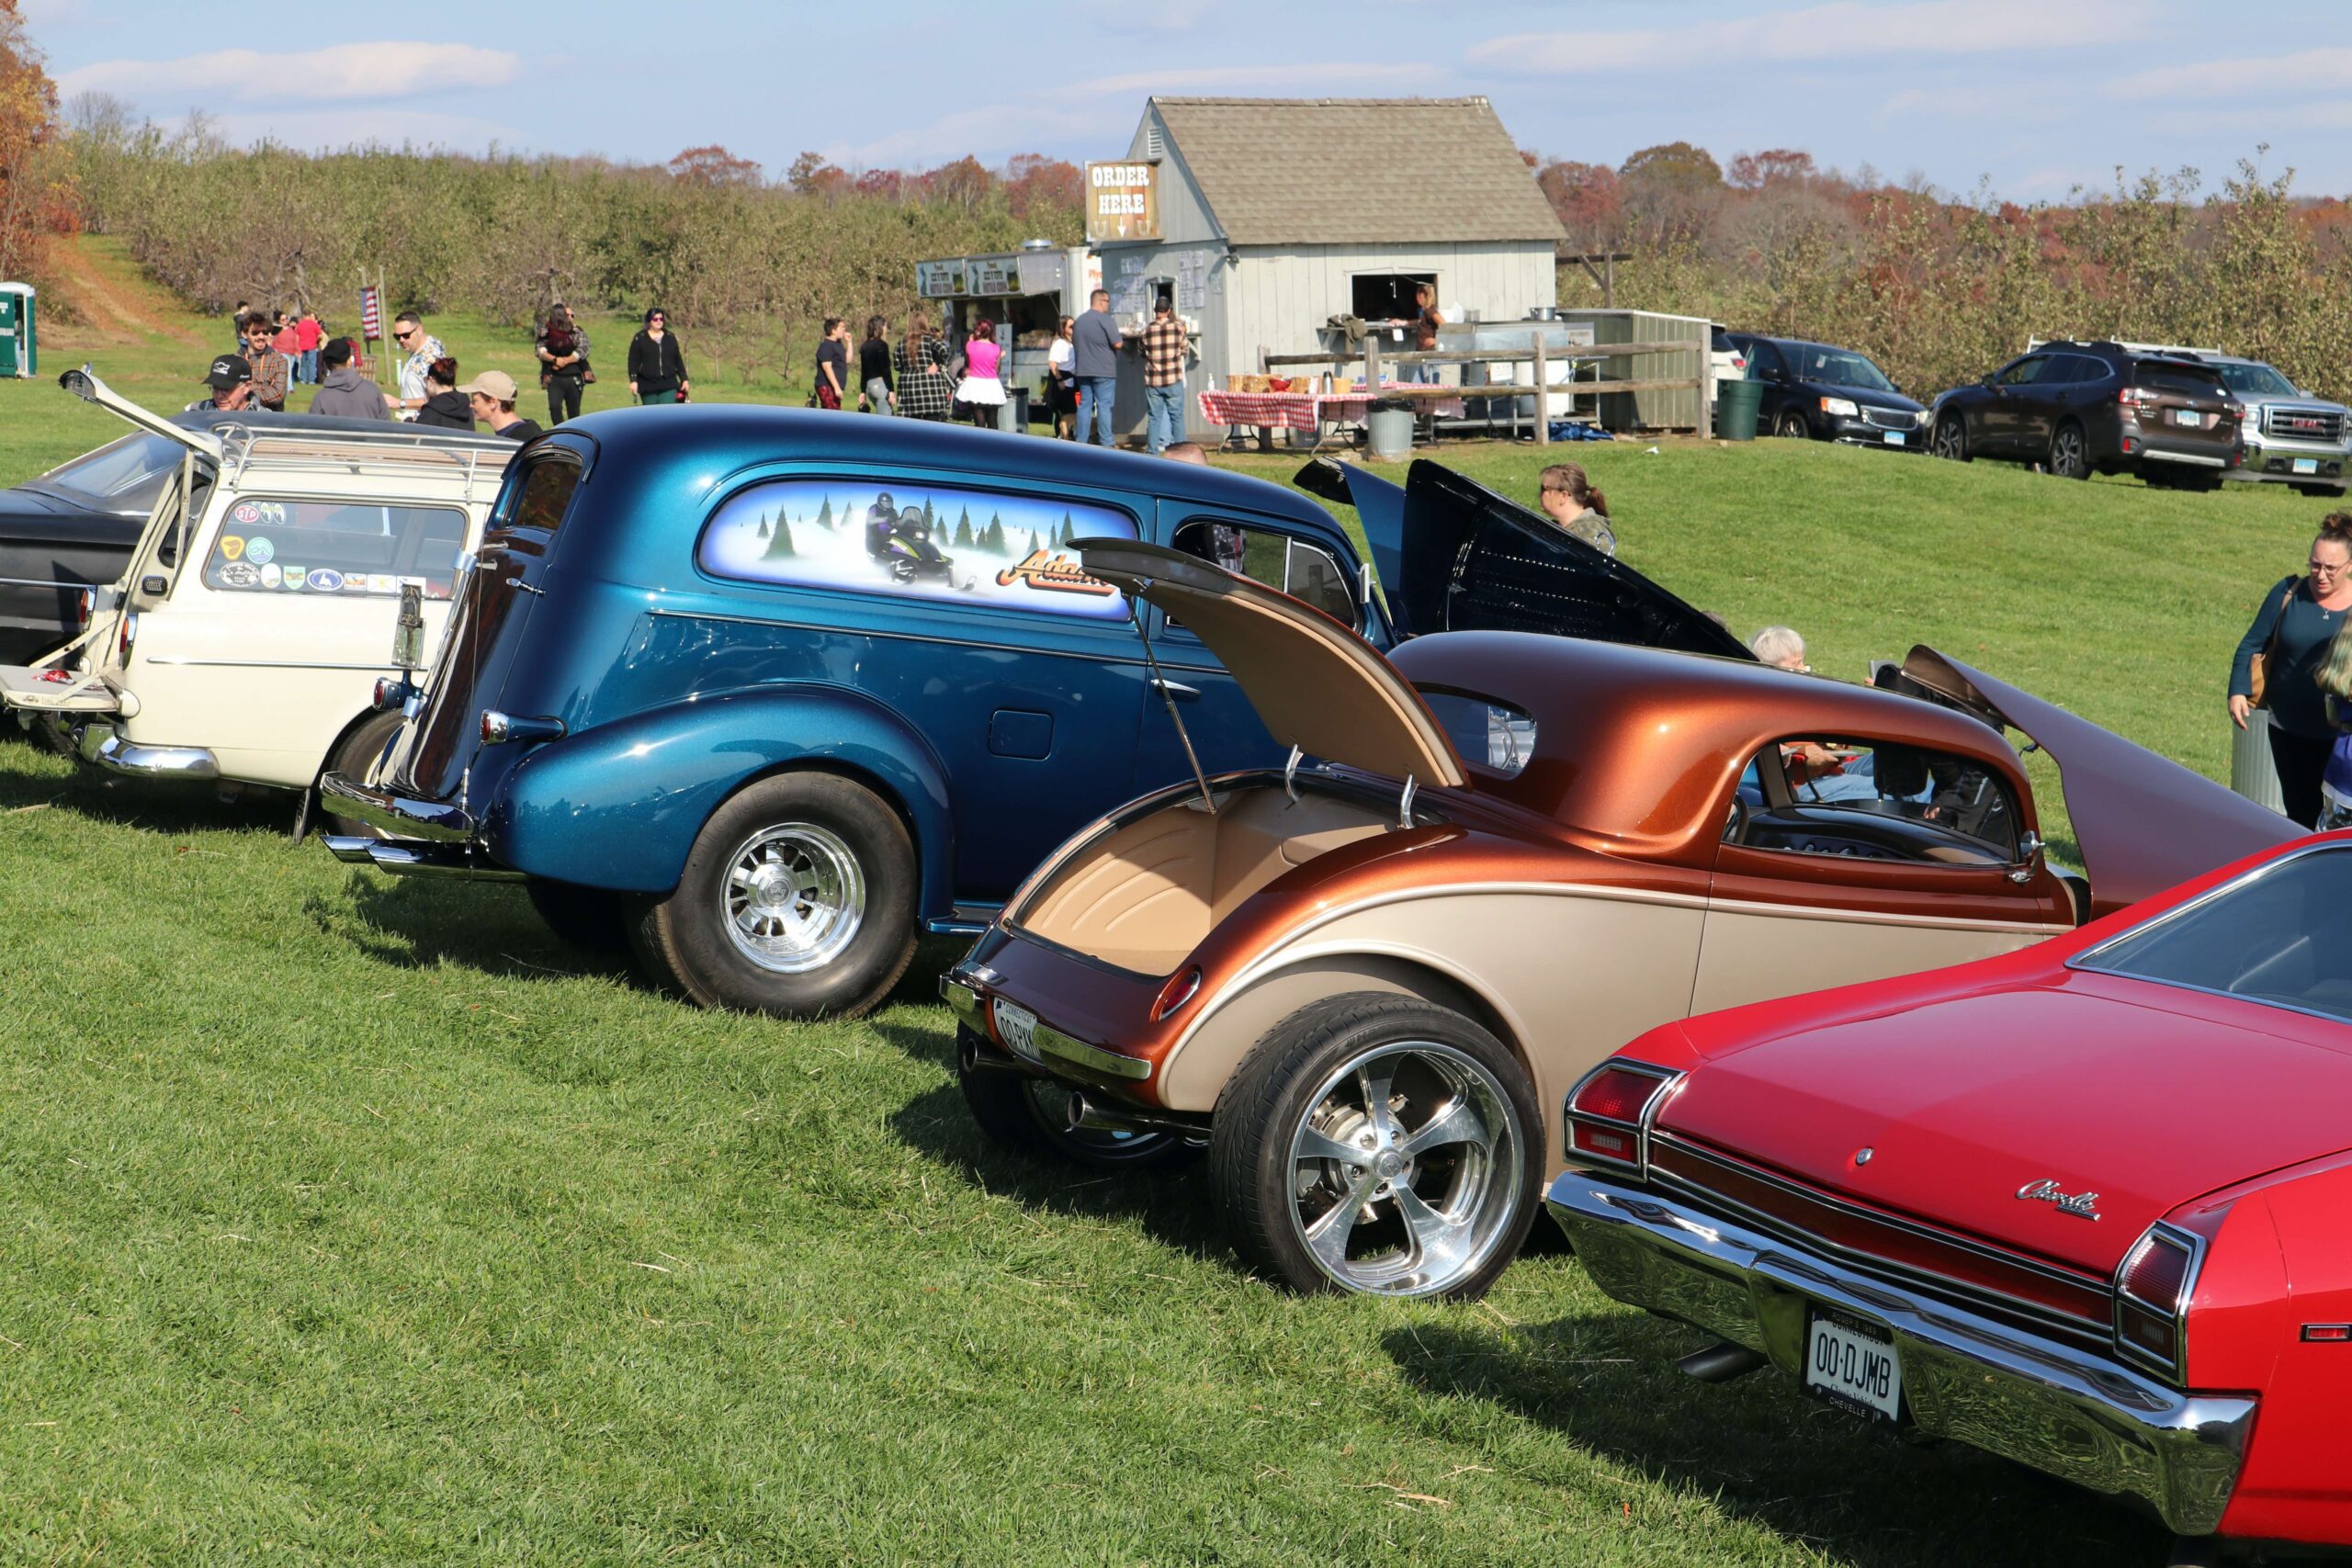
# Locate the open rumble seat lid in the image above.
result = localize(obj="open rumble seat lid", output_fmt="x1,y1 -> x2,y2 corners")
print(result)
1080,537 -> 1467,790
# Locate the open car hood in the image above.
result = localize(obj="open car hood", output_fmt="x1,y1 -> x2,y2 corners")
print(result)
1894,647 -> 2296,917
1295,457 -> 1751,658
1080,537 -> 1466,789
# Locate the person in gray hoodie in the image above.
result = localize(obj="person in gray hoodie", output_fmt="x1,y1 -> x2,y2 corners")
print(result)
308,337 -> 390,420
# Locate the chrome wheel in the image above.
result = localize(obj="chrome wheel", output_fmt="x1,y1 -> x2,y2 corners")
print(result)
1284,1041 -> 1521,1297
1932,416 -> 1967,461
720,822 -> 866,974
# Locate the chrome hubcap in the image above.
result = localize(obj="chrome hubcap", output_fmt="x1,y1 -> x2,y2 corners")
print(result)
721,822 -> 865,974
1286,1041 -> 1521,1296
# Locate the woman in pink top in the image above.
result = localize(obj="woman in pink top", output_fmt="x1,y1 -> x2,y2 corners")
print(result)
954,317 -> 1007,431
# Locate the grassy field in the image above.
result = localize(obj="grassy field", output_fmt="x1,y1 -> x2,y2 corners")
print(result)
0,240 -> 2320,1563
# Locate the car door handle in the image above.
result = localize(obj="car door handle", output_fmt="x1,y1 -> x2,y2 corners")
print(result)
504,576 -> 544,596
1151,677 -> 1201,702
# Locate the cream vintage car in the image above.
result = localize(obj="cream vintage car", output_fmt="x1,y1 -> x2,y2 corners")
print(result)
1,369 -> 513,829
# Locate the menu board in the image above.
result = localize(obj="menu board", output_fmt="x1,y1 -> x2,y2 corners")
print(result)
1085,162 -> 1160,243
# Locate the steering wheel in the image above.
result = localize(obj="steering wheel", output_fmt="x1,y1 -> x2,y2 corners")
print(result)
1724,795 -> 1750,845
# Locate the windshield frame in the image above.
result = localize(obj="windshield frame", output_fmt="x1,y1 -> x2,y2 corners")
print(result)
2068,840 -> 2352,1028
29,428 -> 193,511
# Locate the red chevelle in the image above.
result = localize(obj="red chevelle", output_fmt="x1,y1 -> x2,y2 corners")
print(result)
1548,832 -> 2352,1561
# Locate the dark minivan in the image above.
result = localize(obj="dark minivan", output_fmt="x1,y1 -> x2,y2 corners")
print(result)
1724,333 -> 1928,449
1928,341 -> 2244,488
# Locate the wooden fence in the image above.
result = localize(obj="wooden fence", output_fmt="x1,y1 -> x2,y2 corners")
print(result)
1259,334 -> 1711,445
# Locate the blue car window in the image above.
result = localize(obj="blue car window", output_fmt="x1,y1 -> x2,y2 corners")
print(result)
696,479 -> 1139,622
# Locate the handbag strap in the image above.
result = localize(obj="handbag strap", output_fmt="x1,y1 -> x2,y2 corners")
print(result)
2265,578 -> 2301,662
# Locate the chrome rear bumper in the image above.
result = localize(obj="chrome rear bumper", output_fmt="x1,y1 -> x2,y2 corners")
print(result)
318,771 -> 473,842
1546,1169 -> 2256,1537
76,722 -> 217,780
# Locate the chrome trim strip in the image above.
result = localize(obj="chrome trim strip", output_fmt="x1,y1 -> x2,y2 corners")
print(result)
75,723 -> 218,780
2140,449 -> 2226,468
2113,1223 -> 2208,1385
141,657 -> 404,671
1032,1018 -> 1152,1082
939,976 -> 987,1032
1546,1170 -> 2256,1536
1647,1136 -> 2113,1341
353,840 -> 526,881
1704,895 -> 2072,935
317,770 -> 474,843
0,575 -> 90,591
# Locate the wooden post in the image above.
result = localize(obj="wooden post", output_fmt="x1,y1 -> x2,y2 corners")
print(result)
1603,254 -> 1615,309
1364,334 -> 1382,391
1532,333 -> 1549,447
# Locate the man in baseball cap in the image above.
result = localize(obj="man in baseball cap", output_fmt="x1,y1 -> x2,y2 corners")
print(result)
187,353 -> 255,412
458,368 -> 545,442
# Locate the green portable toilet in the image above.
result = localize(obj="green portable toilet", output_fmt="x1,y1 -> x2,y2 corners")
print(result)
0,283 -> 34,378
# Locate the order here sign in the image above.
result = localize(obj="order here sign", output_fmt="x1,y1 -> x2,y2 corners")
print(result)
1085,162 -> 1160,243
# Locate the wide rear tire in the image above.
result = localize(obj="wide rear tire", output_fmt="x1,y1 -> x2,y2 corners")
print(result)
1210,992 -> 1540,1300
628,772 -> 916,1018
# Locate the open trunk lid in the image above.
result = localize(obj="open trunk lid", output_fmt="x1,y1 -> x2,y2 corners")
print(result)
1295,457 -> 1751,657
1659,980 -> 2352,1275
1080,537 -> 1466,789
1895,648 -> 2296,917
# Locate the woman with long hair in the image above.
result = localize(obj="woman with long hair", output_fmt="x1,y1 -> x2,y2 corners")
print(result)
2235,512 -> 2352,827
894,319 -> 952,422
858,314 -> 895,415
1535,462 -> 1615,556
1046,315 -> 1077,439
955,316 -> 1007,431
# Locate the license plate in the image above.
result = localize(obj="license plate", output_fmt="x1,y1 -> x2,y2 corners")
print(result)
993,998 -> 1042,1064
1805,1308 -> 1902,1421
1882,430 -> 1905,446
2172,408 -> 2202,427
2296,457 -> 2320,475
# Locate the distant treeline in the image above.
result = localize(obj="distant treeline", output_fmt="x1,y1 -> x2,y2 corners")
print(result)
1535,142 -> 2352,402
62,110 -> 1084,374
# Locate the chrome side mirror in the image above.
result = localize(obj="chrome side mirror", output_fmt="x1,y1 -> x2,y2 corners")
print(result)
2008,829 -> 2045,884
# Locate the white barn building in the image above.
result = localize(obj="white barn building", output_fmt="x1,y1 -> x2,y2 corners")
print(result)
1098,96 -> 1567,430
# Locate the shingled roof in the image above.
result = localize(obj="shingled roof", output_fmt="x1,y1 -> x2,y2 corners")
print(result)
1147,96 -> 1566,248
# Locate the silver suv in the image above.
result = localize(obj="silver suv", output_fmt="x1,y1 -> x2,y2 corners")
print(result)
2207,356 -> 2349,497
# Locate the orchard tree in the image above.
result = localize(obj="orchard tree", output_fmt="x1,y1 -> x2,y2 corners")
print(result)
670,144 -> 762,188
0,0 -> 69,283
1620,141 -> 1723,191
1728,149 -> 1817,189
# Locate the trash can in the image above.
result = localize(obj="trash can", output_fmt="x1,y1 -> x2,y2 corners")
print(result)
1713,376 -> 1760,441
997,384 -> 1031,434
1366,398 -> 1415,462
2230,709 -> 2288,816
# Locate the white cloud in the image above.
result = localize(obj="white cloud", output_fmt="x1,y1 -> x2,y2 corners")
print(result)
2106,47 -> 2352,101
1875,83 -> 2062,127
205,109 -> 532,153
57,41 -> 518,105
1470,0 -> 2132,73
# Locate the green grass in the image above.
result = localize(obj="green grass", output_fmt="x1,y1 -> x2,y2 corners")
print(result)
0,254 -> 2307,1562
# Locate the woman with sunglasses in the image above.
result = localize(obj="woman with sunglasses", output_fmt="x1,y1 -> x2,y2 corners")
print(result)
627,308 -> 690,405
2231,512 -> 2352,827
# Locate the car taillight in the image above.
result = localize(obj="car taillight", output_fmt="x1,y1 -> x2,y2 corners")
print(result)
1564,1060 -> 1683,1176
2114,1224 -> 2202,1383
118,611 -> 137,657
74,589 -> 93,628
2119,386 -> 2154,407
1150,965 -> 1202,1022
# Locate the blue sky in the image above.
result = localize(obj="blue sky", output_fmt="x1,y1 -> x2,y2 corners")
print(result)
25,0 -> 2352,203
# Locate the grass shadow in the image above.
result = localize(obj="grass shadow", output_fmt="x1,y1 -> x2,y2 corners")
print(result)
873,1031 -> 1235,1270
1383,1315 -> 2168,1568
0,734 -> 297,839
314,872 -> 631,983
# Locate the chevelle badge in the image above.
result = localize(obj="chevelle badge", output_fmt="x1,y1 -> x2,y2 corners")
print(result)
2015,1178 -> 2100,1220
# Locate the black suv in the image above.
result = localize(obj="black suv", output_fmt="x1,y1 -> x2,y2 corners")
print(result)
1928,342 -> 2243,488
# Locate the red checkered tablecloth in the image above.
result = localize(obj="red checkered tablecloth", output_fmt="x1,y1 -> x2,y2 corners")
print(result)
1197,387 -> 1467,432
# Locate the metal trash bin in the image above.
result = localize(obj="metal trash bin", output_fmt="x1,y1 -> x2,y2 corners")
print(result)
1713,377 -> 1760,441
1366,398 -> 1415,462
997,384 -> 1031,434
2230,709 -> 2288,817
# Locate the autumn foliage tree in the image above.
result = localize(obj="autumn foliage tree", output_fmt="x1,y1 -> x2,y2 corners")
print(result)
668,144 -> 762,188
0,0 -> 72,285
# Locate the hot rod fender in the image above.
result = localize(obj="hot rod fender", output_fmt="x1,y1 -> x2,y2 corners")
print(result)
482,683 -> 955,913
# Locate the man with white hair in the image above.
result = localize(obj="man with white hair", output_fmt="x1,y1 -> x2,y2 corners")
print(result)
1750,625 -> 1809,672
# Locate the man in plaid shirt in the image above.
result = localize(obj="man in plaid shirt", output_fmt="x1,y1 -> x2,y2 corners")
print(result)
1138,296 -> 1192,456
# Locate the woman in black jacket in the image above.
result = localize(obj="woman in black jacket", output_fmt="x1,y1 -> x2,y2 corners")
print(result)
627,308 -> 690,404
413,357 -> 474,429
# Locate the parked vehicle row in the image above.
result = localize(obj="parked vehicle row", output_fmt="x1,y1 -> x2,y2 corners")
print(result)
7,376 -> 2342,1562
1720,326 -> 2352,496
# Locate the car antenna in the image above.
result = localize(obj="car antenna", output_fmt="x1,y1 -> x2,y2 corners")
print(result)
1126,581 -> 1216,815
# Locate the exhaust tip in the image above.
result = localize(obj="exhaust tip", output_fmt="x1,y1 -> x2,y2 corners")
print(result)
321,834 -> 378,865
1676,1342 -> 1769,1383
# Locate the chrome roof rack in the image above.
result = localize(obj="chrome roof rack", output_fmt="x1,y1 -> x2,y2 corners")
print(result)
212,421 -> 517,504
